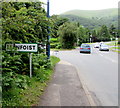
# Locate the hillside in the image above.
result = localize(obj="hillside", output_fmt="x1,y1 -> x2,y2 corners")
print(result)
60,8 -> 118,29
61,8 -> 118,18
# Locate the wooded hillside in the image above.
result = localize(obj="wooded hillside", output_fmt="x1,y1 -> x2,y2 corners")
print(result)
60,8 -> 118,29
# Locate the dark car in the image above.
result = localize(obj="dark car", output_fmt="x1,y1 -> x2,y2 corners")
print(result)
94,43 -> 99,48
80,44 -> 91,53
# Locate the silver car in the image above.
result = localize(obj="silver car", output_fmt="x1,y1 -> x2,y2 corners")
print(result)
80,44 -> 91,53
99,44 -> 109,51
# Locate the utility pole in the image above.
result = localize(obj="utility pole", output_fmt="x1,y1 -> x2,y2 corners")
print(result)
90,34 -> 92,43
46,0 -> 50,59
89,32 -> 92,43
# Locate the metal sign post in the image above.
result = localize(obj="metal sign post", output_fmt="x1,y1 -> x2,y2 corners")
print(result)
29,53 -> 32,78
46,0 -> 50,59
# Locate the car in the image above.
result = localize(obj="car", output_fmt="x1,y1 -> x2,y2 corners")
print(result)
80,44 -> 91,53
99,44 -> 109,51
94,43 -> 99,48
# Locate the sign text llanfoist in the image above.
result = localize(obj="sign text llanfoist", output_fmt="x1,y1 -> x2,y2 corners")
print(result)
6,43 -> 38,52
15,44 -> 38,52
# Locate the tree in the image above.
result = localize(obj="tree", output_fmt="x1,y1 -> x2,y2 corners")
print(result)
91,29 -> 97,42
98,25 -> 110,41
2,2 -> 52,95
109,25 -> 117,40
58,22 -> 77,49
2,2 -> 49,43
50,15 -> 69,38
109,25 -> 116,34
77,26 -> 89,45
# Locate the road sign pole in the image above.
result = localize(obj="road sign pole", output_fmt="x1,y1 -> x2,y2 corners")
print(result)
47,0 -> 50,18
29,53 -> 32,78
46,0 -> 50,59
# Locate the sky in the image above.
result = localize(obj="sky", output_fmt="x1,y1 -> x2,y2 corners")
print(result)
40,0 -> 119,15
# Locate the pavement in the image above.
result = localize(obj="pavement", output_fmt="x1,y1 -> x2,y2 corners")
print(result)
38,60 -> 93,106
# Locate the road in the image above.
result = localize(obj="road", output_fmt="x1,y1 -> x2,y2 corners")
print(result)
52,43 -> 118,106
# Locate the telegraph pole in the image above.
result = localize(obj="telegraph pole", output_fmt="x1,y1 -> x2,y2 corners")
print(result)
46,0 -> 50,59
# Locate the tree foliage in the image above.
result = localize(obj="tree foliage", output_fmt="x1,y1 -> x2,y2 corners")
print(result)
58,22 -> 77,49
77,26 -> 89,45
50,15 -> 69,38
97,25 -> 111,41
2,2 -> 50,43
2,2 -> 53,106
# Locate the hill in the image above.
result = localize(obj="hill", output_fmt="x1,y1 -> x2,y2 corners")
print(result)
61,8 -> 118,18
60,8 -> 118,29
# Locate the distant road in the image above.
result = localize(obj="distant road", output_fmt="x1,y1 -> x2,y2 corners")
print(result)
54,44 -> 118,106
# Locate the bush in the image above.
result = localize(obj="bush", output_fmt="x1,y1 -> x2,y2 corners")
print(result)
58,22 -> 77,49
55,44 -> 62,49
50,38 -> 58,43
50,43 -> 59,48
2,50 -> 31,91
32,53 -> 52,82
50,43 -> 57,48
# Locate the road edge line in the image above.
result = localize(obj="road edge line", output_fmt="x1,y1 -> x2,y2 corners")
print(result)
74,65 -> 96,106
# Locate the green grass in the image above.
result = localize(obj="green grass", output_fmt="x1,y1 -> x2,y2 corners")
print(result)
111,47 -> 120,49
22,56 -> 60,106
50,56 -> 60,67
117,51 -> 120,53
2,78 -> 47,107
111,49 -> 120,53
105,41 -> 120,53
2,56 -> 60,107
106,41 -> 118,46
81,42 -> 96,44
18,78 -> 49,106
109,47 -> 120,53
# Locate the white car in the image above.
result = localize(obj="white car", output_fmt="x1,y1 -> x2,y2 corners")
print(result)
99,44 -> 109,51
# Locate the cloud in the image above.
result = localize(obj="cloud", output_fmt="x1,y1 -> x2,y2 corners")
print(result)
40,0 -> 119,15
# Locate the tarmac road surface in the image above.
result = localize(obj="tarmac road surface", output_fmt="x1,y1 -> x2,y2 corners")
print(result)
55,44 -> 118,106
38,61 -> 91,106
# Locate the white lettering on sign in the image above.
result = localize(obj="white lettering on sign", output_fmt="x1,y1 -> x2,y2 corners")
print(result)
15,44 -> 38,52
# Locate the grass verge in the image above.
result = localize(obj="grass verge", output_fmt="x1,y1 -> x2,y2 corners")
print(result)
106,41 -> 118,46
111,47 -> 120,49
109,47 -> 120,53
2,56 -> 60,107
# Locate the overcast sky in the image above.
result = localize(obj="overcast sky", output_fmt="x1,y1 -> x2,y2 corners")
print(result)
40,0 -> 119,15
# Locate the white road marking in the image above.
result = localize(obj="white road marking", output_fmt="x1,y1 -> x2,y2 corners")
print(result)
93,48 -> 118,63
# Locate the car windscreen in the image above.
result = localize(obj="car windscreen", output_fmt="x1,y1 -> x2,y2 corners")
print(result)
101,44 -> 108,47
81,44 -> 90,48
